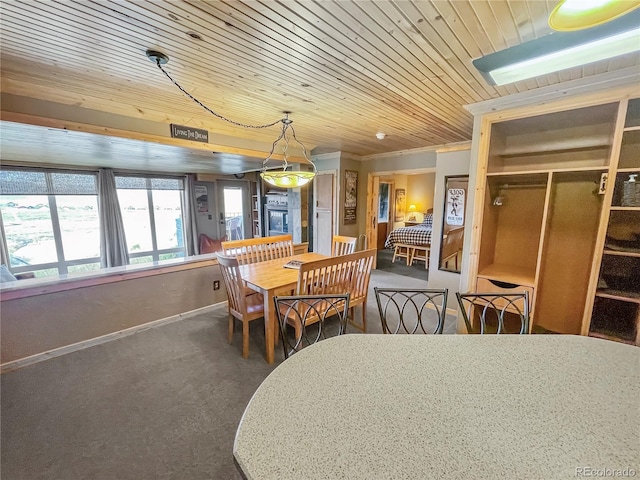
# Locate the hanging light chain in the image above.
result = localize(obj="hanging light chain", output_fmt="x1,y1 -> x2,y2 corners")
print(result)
153,58 -> 281,130
146,49 -> 317,182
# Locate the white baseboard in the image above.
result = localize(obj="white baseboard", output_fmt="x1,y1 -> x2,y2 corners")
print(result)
446,306 -> 459,317
1,302 -> 228,374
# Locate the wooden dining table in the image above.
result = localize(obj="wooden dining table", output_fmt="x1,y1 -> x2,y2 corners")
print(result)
238,252 -> 328,364
234,335 -> 640,479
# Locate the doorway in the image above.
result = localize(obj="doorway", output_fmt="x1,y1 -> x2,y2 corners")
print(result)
217,181 -> 251,240
366,170 -> 437,274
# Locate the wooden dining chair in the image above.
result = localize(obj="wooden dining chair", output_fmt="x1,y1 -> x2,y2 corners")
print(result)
455,292 -> 530,334
331,235 -> 357,256
216,253 -> 265,358
221,234 -> 293,265
345,249 -> 376,332
374,288 -> 448,334
296,249 -> 376,332
274,294 -> 350,359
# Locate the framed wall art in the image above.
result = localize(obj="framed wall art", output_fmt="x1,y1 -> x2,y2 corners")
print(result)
394,188 -> 406,222
344,170 -> 358,224
439,175 -> 468,273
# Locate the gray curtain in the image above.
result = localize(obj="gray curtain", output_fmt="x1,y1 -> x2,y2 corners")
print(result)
0,214 -> 9,267
98,168 -> 129,268
183,174 -> 200,256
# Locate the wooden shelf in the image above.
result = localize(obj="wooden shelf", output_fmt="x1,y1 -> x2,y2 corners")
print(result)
603,249 -> 640,258
609,206 -> 640,211
588,331 -> 636,345
498,144 -> 609,159
486,166 -> 606,176
595,290 -> 640,304
475,94 -> 638,343
477,264 -> 536,287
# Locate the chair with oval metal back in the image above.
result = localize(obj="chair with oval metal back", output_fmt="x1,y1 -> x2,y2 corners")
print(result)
455,292 -> 530,334
331,235 -> 357,256
273,294 -> 350,359
216,253 -> 265,358
374,288 -> 448,334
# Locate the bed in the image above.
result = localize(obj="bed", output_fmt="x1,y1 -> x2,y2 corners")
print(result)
384,213 -> 433,249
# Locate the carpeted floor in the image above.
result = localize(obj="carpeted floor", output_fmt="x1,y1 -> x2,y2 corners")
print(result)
1,270 -> 455,480
376,248 -> 429,281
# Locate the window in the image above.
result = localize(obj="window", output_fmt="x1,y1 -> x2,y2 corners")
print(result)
0,169 -> 100,277
115,176 -> 186,264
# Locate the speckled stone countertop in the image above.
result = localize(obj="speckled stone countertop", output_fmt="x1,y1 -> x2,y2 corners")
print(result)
234,334 -> 639,480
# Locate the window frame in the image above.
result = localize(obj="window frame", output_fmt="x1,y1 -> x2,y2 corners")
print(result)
0,168 -> 190,277
116,175 -> 187,263
0,169 -> 101,276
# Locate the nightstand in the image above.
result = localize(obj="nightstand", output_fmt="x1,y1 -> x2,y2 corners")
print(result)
404,221 -> 420,227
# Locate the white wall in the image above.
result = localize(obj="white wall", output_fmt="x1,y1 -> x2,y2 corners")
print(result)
407,172 -> 436,218
364,150 -> 437,173
427,149 -> 471,314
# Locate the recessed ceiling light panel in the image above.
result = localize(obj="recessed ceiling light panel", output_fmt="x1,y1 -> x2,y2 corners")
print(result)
473,9 -> 640,86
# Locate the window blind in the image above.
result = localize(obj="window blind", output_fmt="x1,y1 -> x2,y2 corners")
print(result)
0,169 -> 98,195
115,176 -> 184,191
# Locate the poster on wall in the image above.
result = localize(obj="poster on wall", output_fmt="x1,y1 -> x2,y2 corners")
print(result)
344,170 -> 358,224
445,187 -> 465,226
378,183 -> 390,222
394,188 -> 406,222
195,185 -> 209,214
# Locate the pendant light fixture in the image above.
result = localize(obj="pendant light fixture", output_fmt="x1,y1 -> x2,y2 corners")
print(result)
259,112 -> 316,188
146,50 -> 316,188
549,0 -> 640,31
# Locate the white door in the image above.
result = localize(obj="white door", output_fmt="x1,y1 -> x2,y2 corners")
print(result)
216,180 -> 251,240
313,172 -> 334,255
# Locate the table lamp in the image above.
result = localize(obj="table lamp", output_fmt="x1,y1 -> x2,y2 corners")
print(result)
408,204 -> 417,221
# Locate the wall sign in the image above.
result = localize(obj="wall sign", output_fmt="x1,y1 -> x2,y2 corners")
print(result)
194,185 -> 208,214
344,170 -> 358,224
170,124 -> 209,143
446,188 -> 465,226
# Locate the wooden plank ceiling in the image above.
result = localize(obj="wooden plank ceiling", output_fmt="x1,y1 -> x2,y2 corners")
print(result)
1,0 -> 639,173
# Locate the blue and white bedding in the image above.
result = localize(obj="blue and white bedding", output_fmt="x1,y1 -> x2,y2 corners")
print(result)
384,214 -> 433,249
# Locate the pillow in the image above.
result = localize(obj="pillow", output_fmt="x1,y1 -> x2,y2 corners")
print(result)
421,213 -> 433,228
199,234 -> 225,254
0,265 -> 17,283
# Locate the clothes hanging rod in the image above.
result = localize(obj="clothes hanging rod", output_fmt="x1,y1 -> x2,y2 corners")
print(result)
496,183 -> 548,189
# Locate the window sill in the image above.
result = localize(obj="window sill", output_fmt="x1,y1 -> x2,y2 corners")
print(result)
0,254 -> 220,301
